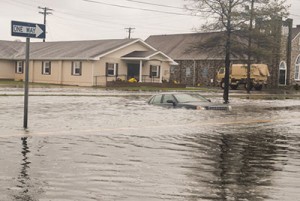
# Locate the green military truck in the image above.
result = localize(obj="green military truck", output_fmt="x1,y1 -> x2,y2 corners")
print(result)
216,64 -> 270,90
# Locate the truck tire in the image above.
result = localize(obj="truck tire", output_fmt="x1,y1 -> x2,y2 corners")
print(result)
245,82 -> 253,91
254,84 -> 263,91
230,84 -> 238,90
220,81 -> 225,89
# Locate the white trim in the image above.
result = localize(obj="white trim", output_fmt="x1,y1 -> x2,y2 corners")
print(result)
107,63 -> 117,76
122,57 -> 149,60
42,61 -> 51,75
148,51 -> 178,65
159,62 -> 163,83
292,32 -> 300,42
72,61 -> 82,76
16,61 -> 24,74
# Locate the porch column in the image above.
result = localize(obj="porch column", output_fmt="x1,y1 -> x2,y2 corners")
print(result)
139,60 -> 143,82
159,61 -> 163,83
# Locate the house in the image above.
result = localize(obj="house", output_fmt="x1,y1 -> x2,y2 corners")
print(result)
146,23 -> 300,88
0,39 -> 177,86
145,32 -> 247,87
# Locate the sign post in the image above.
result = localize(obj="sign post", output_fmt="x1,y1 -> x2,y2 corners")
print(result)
24,38 -> 30,129
11,21 -> 46,129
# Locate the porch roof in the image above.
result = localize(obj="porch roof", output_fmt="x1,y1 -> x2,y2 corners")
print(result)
121,51 -> 178,65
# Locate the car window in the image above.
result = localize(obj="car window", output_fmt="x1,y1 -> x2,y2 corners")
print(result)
174,94 -> 208,103
162,94 -> 176,103
152,95 -> 163,104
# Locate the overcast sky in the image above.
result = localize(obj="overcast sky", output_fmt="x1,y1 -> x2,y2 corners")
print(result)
1,0 -> 300,42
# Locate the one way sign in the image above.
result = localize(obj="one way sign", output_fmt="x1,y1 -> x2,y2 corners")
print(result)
11,21 -> 46,39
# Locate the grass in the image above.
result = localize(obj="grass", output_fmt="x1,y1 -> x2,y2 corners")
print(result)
1,80 -> 299,99
0,80 -> 220,92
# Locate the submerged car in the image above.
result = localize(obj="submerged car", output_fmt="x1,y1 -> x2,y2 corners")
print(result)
147,93 -> 231,111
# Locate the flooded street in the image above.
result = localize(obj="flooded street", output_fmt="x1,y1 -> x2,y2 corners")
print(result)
0,88 -> 300,201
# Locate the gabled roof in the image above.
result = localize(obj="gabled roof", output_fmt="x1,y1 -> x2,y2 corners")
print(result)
0,39 -> 154,60
121,50 -> 178,65
0,41 -> 25,59
146,32 -> 228,60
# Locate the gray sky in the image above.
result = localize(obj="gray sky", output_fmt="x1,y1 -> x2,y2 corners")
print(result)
1,0 -> 300,42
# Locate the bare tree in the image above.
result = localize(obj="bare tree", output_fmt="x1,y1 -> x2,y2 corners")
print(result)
185,0 -> 249,103
185,0 -> 289,100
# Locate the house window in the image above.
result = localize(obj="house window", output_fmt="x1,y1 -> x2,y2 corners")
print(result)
279,61 -> 287,85
16,61 -> 24,74
150,65 -> 160,78
186,67 -> 191,77
42,61 -> 51,75
295,55 -> 300,80
170,66 -> 176,74
202,67 -> 208,77
106,63 -> 118,76
72,61 -> 82,76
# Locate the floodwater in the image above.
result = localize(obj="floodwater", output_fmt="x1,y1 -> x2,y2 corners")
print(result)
0,87 -> 300,201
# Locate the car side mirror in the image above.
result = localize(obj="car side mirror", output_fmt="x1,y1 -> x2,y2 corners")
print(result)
207,99 -> 211,102
167,100 -> 176,106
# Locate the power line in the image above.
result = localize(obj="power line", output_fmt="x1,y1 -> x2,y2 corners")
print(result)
124,0 -> 184,10
38,6 -> 53,42
82,0 -> 193,16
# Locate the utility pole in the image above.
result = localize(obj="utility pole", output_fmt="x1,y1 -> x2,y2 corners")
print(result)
125,27 -> 135,39
38,6 -> 53,42
246,0 -> 255,94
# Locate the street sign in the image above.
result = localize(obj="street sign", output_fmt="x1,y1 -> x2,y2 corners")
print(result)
11,20 -> 46,39
11,20 -> 46,128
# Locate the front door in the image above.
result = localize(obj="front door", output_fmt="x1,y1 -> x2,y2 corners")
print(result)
279,69 -> 286,85
127,64 -> 140,81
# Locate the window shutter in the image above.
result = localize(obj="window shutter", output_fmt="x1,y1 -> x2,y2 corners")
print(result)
15,62 -> 17,73
80,62 -> 82,75
105,63 -> 108,76
149,65 -> 153,78
49,62 -> 51,75
22,61 -> 24,73
158,66 -> 161,77
71,62 -> 74,75
42,62 -> 44,74
116,63 -> 119,77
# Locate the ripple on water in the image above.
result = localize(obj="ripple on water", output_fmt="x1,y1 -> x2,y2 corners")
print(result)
0,94 -> 300,200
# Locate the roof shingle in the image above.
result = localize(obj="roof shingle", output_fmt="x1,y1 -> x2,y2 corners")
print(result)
0,39 -> 136,60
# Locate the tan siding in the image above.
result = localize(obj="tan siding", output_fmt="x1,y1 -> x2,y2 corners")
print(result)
0,60 -> 15,79
60,61 -> 93,86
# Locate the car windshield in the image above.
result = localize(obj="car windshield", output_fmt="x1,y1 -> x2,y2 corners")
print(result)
174,94 -> 208,103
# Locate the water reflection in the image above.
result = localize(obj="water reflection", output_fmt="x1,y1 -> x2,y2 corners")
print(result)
13,137 -> 34,201
184,126 -> 289,201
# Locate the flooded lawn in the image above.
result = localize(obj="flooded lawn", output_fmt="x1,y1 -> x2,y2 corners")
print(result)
0,88 -> 300,201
